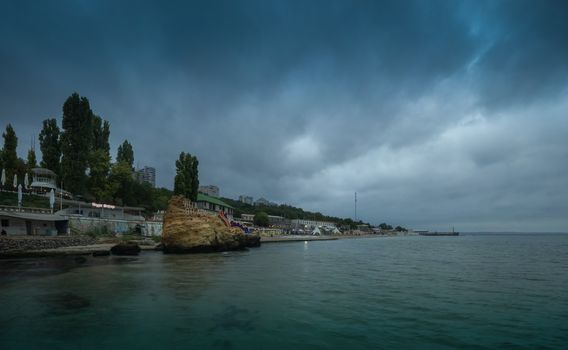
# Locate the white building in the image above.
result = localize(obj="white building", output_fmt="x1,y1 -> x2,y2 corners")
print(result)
291,219 -> 337,228
255,197 -> 270,206
135,166 -> 156,187
198,185 -> 219,198
238,195 -> 253,205
30,168 -> 57,191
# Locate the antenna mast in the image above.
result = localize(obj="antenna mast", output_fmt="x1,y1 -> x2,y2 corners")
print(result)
354,192 -> 357,222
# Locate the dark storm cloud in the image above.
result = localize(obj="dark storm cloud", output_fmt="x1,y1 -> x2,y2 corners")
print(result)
1,0 -> 567,231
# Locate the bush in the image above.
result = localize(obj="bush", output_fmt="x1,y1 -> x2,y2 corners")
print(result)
254,211 -> 269,227
85,225 -> 112,237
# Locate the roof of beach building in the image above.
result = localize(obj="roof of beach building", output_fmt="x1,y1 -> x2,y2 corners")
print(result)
196,193 -> 234,209
0,211 -> 68,222
31,167 -> 57,176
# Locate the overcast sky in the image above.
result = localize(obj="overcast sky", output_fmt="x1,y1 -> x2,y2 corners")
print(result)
1,0 -> 567,231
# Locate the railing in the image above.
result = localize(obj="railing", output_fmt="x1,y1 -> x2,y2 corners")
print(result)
0,205 -> 54,215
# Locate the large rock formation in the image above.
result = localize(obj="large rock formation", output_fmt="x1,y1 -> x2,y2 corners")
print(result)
162,196 -> 260,253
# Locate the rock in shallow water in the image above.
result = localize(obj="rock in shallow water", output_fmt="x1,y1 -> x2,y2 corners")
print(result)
110,242 -> 141,256
161,196 -> 260,254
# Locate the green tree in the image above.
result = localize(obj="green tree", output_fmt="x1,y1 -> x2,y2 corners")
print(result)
2,124 -> 18,187
87,116 -> 111,200
26,148 -> 37,170
92,116 -> 110,153
38,118 -> 61,175
173,152 -> 199,201
191,157 -> 199,200
60,93 -> 94,195
254,211 -> 270,227
88,149 -> 112,201
116,140 -> 134,170
108,161 -> 135,206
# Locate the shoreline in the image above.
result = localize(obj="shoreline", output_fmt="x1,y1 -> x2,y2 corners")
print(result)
260,233 -> 409,243
0,233 -> 410,259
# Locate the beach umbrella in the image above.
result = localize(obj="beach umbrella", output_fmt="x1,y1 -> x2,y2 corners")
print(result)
24,173 -> 29,189
1,169 -> 5,187
49,189 -> 55,212
17,184 -> 22,207
13,174 -> 17,189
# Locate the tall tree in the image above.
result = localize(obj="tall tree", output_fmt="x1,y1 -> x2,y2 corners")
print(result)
88,149 -> 112,201
2,124 -> 18,186
92,115 -> 110,153
108,161 -> 136,206
88,116 -> 111,200
116,140 -> 134,169
60,93 -> 94,195
191,157 -> 199,200
27,148 -> 37,169
38,118 -> 61,175
173,152 -> 199,201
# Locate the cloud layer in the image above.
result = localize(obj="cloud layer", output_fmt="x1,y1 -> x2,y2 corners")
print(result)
1,0 -> 567,231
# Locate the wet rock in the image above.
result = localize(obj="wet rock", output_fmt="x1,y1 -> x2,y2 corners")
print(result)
110,242 -> 141,256
241,234 -> 261,248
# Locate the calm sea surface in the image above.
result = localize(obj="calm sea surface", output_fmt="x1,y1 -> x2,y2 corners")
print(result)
1,234 -> 567,349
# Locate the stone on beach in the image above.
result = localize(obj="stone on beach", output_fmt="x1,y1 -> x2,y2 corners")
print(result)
161,196 -> 260,253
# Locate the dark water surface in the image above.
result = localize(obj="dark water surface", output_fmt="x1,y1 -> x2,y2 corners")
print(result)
1,234 -> 568,349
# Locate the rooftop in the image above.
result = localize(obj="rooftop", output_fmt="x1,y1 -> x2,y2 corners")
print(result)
196,193 -> 233,209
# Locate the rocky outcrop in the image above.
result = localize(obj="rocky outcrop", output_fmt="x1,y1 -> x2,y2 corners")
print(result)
162,196 -> 260,253
110,242 -> 141,256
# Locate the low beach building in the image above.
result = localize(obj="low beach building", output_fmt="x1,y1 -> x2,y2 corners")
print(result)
56,201 -> 146,234
291,219 -> 337,228
239,213 -> 290,228
0,210 -> 68,236
195,193 -> 234,218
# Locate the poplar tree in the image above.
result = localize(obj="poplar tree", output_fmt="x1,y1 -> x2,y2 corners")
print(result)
88,115 -> 112,200
173,152 -> 199,201
38,118 -> 61,175
27,148 -> 37,169
116,140 -> 134,170
2,124 -> 18,185
60,93 -> 94,195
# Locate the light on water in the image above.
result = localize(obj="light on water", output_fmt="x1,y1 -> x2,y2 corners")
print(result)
1,234 -> 568,349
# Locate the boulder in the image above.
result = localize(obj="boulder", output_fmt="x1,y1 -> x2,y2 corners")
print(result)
241,234 -> 261,248
110,242 -> 141,256
162,196 -> 260,253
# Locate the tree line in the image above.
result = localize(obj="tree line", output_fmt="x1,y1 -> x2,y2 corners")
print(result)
220,197 -> 372,229
0,92 -> 200,213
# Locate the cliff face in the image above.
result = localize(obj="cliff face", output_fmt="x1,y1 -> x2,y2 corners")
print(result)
162,196 -> 254,253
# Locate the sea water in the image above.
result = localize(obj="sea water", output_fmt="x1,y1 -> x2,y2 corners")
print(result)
1,234 -> 567,349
